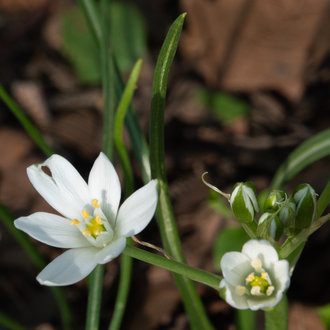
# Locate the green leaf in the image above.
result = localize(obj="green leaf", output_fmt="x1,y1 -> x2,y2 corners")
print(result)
61,3 -> 147,83
271,129 -> 330,189
61,6 -> 101,83
214,227 -> 249,270
199,89 -> 250,123
149,12 -> 214,330
318,303 -> 330,329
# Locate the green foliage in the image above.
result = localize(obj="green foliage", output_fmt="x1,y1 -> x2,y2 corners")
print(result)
61,3 -> 147,83
271,128 -> 330,189
318,303 -> 330,329
213,227 -> 249,270
198,89 -> 250,123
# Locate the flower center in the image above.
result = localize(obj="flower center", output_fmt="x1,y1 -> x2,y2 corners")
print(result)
246,272 -> 270,294
236,258 -> 275,297
70,199 -> 107,239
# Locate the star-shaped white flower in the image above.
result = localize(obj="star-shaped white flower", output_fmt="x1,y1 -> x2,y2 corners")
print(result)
15,152 -> 158,286
220,239 -> 290,310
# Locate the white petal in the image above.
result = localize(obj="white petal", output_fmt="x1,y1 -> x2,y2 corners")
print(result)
221,251 -> 251,286
247,293 -> 282,311
88,153 -> 121,227
95,237 -> 126,264
242,240 -> 278,266
27,155 -> 89,219
220,280 -> 249,309
37,247 -> 98,286
14,212 -> 90,248
273,259 -> 290,290
115,180 -> 158,237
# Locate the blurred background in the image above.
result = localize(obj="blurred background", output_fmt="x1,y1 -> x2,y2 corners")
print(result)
0,0 -> 329,329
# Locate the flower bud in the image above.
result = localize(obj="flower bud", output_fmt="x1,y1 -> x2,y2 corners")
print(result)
278,198 -> 296,229
257,212 -> 283,241
264,190 -> 286,211
230,182 -> 259,223
293,184 -> 317,230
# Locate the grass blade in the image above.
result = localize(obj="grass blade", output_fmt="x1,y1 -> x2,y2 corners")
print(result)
149,13 -> 214,330
271,128 -> 330,189
0,85 -> 53,157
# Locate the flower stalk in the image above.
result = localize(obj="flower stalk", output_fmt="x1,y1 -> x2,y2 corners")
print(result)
123,245 -> 221,289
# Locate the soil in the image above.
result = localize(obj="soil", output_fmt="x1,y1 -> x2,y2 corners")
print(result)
0,0 -> 329,329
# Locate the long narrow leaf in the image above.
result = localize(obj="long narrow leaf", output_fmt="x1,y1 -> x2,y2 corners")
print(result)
0,85 -> 53,157
149,13 -> 214,330
271,129 -> 330,189
109,60 -> 142,330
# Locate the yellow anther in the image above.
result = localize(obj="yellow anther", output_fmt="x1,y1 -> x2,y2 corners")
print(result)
246,273 -> 255,283
95,215 -> 102,224
235,285 -> 246,296
266,286 -> 275,296
83,229 -> 91,235
70,219 -> 80,225
251,259 -> 262,271
251,286 -> 261,295
92,199 -> 101,208
82,209 -> 90,219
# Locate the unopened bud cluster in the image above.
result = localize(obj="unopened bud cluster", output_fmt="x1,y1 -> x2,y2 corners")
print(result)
227,182 -> 317,241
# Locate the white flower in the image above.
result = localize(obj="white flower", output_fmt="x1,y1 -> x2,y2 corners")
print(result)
15,152 -> 158,286
219,239 -> 290,311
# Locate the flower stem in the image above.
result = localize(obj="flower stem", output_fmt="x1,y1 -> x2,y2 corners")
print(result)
123,245 -> 221,290
86,265 -> 104,330
265,296 -> 288,330
108,239 -> 133,330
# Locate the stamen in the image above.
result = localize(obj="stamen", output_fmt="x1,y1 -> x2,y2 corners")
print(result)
83,229 -> 91,235
95,215 -> 103,224
251,286 -> 261,295
92,199 -> 101,208
82,209 -> 90,219
266,286 -> 275,296
261,272 -> 271,282
235,285 -> 246,296
70,219 -> 80,225
251,259 -> 262,271
246,273 -> 255,283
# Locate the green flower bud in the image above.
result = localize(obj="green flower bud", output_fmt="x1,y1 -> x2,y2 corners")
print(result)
230,182 -> 259,223
293,184 -> 317,230
257,212 -> 283,241
264,190 -> 286,211
278,198 -> 296,229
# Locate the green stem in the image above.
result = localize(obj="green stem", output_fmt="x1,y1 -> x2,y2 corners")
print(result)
149,13 -> 214,330
109,60 -> 142,330
77,0 -> 101,45
108,240 -> 133,330
114,59 -> 142,190
317,180 -> 330,218
86,265 -> 104,330
86,1 -> 117,328
0,84 -> 53,157
279,213 -> 330,259
123,245 -> 221,289
265,296 -> 288,330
